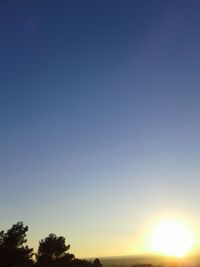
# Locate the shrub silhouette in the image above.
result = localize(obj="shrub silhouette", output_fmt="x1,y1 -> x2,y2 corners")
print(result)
94,258 -> 102,267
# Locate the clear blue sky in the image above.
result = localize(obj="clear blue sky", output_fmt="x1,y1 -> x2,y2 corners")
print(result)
1,0 -> 200,258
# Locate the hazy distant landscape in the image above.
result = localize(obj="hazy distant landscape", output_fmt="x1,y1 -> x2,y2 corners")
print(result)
99,255 -> 164,267
1,221 -> 200,267
99,255 -> 199,267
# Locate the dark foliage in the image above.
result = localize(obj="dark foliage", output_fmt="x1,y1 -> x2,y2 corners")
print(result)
94,258 -> 102,267
71,259 -> 94,267
0,222 -> 34,267
36,233 -> 74,267
0,222 -> 102,267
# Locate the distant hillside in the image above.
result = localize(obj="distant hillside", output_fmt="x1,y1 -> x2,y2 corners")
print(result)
98,254 -> 200,267
99,254 -> 165,267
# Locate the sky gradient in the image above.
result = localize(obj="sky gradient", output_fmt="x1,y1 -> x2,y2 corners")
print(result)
1,0 -> 200,258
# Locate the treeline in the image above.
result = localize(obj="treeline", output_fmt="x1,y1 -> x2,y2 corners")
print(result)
0,222 -> 102,267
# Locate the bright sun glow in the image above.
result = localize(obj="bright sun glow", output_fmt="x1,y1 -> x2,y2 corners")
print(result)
150,220 -> 194,257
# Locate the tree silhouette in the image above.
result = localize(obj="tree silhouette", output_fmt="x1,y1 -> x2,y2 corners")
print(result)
0,222 -> 102,267
94,258 -> 102,267
36,233 -> 74,267
0,222 -> 33,267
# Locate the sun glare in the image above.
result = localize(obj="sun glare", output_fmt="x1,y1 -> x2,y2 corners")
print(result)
150,220 -> 194,257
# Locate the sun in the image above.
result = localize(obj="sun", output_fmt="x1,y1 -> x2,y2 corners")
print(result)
150,220 -> 194,257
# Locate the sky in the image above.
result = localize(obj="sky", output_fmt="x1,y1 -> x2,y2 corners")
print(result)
1,0 -> 200,258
